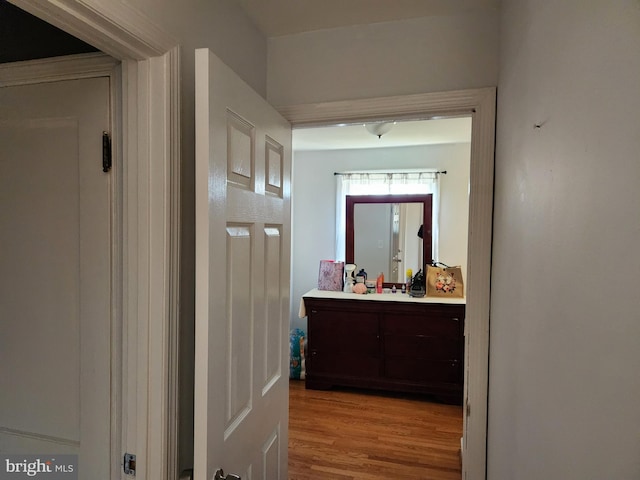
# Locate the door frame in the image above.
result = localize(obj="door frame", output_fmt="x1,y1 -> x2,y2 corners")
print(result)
6,1 -> 182,479
279,87 -> 495,480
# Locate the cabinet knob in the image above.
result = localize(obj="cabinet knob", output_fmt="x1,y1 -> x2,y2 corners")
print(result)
311,351 -> 317,356
452,317 -> 459,322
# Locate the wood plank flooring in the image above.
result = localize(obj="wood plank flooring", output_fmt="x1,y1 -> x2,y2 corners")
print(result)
288,380 -> 463,480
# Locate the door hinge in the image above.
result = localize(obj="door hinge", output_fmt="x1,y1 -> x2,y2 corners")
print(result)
124,453 -> 136,476
102,131 -> 112,173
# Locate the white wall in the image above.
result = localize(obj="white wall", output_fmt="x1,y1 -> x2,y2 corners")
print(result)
291,143 -> 470,331
267,11 -> 499,106
125,0 -> 267,95
489,1 -> 640,478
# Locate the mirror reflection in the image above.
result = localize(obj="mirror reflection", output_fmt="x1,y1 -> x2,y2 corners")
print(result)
353,203 -> 424,283
346,194 -> 433,284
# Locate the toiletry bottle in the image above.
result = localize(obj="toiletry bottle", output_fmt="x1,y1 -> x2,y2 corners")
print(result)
356,268 -> 367,284
406,269 -> 413,293
376,273 -> 383,293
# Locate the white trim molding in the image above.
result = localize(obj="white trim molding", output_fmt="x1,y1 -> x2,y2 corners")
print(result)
0,52 -> 119,86
6,2 -> 182,479
280,87 -> 496,480
278,88 -> 491,126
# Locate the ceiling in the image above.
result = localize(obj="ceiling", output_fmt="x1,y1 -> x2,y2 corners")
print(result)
293,117 -> 472,151
234,0 -> 499,37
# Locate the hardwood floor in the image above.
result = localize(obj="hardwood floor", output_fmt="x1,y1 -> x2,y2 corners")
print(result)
288,380 -> 463,480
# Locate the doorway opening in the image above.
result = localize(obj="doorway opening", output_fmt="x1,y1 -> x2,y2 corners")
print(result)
289,116 -> 471,478
282,87 -> 495,480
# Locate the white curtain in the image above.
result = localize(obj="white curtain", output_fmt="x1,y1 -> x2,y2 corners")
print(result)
335,171 -> 440,263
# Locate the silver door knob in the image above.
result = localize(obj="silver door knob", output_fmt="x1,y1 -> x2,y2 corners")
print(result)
214,469 -> 241,480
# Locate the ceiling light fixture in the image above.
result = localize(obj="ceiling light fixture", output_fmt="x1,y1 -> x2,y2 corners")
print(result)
364,122 -> 395,139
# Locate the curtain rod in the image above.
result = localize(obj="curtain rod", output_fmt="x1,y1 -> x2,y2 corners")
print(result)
333,170 -> 447,176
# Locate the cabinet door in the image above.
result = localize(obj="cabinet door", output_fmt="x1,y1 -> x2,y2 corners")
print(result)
308,307 -> 380,378
382,308 -> 463,384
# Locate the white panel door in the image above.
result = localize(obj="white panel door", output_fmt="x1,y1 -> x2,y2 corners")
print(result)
194,49 -> 291,480
0,77 -> 112,478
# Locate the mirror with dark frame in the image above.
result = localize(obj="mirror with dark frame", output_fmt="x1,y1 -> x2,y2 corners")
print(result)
346,194 -> 433,284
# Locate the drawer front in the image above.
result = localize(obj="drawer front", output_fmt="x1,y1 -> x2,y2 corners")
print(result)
384,357 -> 462,384
310,351 -> 380,378
384,333 -> 459,360
382,311 -> 463,339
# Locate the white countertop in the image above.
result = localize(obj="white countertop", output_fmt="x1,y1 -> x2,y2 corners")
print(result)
299,288 -> 465,317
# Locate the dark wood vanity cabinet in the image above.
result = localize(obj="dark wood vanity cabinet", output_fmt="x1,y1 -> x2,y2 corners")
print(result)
304,296 -> 465,404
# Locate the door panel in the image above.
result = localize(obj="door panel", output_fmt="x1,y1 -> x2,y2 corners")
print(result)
194,49 -> 291,480
263,226 -> 284,393
1,121 -> 82,446
0,77 -> 111,478
225,225 -> 253,435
